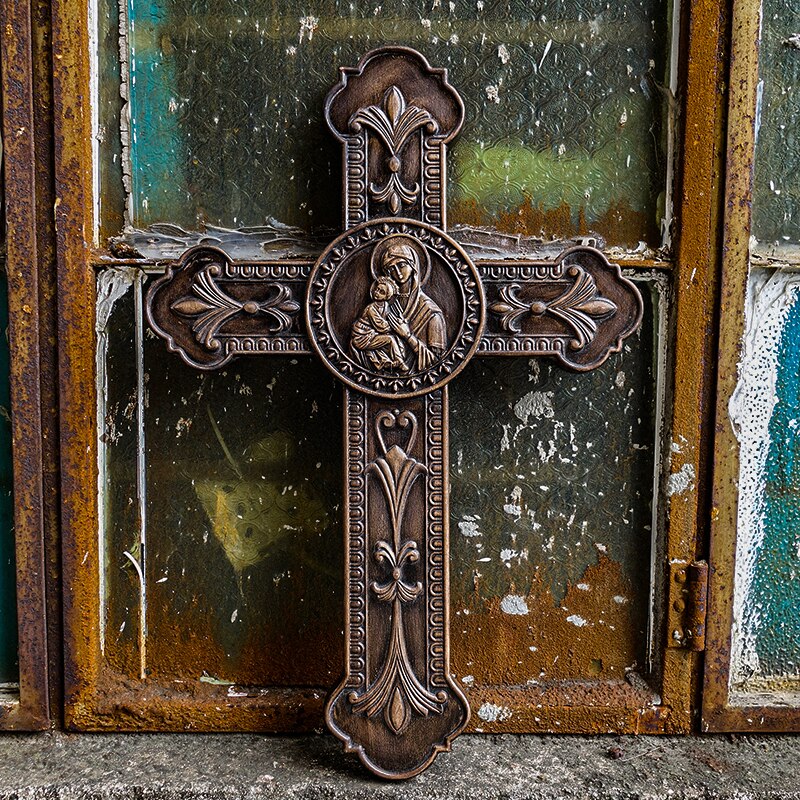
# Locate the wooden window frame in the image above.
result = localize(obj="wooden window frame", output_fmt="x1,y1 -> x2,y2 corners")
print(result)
50,0 -> 730,734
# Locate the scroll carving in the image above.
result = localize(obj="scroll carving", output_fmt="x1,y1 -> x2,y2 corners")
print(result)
479,247 -> 643,371
171,266 -> 300,349
490,267 -> 618,347
347,411 -> 446,736
146,246 -> 310,369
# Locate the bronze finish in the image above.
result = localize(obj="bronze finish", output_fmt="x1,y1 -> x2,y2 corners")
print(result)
146,47 -> 644,778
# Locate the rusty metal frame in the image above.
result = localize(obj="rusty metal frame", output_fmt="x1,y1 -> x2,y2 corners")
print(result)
0,0 -> 56,730
702,0 -> 800,732
53,0 -> 731,736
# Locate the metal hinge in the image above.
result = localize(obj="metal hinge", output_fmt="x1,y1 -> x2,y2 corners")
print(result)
666,560 -> 708,651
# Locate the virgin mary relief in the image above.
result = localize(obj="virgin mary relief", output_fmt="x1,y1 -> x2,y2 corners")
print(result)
351,236 -> 447,374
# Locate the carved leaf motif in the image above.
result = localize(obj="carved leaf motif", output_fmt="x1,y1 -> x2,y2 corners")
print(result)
387,688 -> 411,735
172,297 -> 215,316
575,297 -> 617,317
349,409 -> 444,736
490,271 -> 619,349
385,85 -> 405,125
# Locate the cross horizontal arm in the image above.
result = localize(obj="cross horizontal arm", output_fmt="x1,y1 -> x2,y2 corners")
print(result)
147,245 -> 641,374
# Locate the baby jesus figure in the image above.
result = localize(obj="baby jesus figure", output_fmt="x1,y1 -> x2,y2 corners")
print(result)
351,276 -> 410,373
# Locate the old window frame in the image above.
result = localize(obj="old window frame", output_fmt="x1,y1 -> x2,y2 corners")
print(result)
703,0 -> 800,732
0,0 -> 56,731
51,0 -> 728,733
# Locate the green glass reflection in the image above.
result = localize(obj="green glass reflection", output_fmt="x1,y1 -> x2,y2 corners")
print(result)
449,281 -> 660,685
752,0 -> 800,250
125,0 -> 670,246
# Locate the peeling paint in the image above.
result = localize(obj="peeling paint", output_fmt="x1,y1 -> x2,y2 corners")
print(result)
730,269 -> 800,690
477,702 -> 512,722
513,391 -> 555,425
500,595 -> 529,616
566,614 -> 589,627
666,463 -> 696,497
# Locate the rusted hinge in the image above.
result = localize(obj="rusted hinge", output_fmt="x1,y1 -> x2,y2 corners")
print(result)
666,560 -> 708,651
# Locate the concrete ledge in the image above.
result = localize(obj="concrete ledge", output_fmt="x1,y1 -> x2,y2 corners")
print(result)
0,733 -> 798,799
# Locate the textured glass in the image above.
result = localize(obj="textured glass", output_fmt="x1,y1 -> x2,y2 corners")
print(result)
99,273 -> 663,689
125,0 -> 670,246
0,270 -> 17,684
96,0 -> 126,238
100,274 -> 343,686
449,282 -> 659,685
752,0 -> 800,252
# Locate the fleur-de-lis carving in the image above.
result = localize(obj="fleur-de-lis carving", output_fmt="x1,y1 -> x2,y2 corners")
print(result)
348,410 -> 445,735
171,266 -> 300,350
371,540 -> 422,603
350,86 -> 438,214
490,266 -> 618,350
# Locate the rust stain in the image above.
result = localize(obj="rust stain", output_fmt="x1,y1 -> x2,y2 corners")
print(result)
452,556 -> 645,687
450,196 -> 655,247
0,0 -> 57,729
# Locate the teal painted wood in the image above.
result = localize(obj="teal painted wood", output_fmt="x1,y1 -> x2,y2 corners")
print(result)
749,292 -> 800,681
0,269 -> 17,683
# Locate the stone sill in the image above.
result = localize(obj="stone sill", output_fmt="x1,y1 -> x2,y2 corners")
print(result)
0,733 -> 798,799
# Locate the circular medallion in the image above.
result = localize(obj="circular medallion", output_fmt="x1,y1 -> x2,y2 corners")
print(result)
306,219 -> 485,398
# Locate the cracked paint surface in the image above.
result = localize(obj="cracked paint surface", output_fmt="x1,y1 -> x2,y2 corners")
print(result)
731,269 -> 800,693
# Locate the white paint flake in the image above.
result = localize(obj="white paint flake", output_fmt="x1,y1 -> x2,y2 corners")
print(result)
461,675 -> 475,686
666,463 -> 696,497
485,84 -> 501,104
298,15 -> 319,43
503,485 -> 523,517
477,702 -> 512,722
513,390 -> 555,425
497,44 -> 511,64
458,516 -> 482,537
566,614 -> 589,627
500,594 -> 529,615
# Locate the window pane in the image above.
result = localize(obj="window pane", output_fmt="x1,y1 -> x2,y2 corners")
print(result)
98,269 -> 665,696
449,279 -> 662,689
99,270 -> 344,687
730,270 -> 800,698
752,0 -> 800,254
122,0 -> 671,248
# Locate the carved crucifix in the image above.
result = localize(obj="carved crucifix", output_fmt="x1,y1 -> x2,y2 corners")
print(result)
147,47 -> 643,780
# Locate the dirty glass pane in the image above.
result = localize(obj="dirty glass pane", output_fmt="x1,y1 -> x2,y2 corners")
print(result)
123,0 -> 670,247
449,279 -> 661,690
99,270 -> 664,695
751,0 -> 800,254
0,268 -> 17,685
95,0 -> 126,239
730,270 -> 800,697
99,270 -> 343,686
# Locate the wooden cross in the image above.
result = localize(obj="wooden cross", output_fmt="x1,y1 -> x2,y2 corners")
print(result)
147,47 -> 643,780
